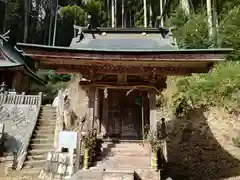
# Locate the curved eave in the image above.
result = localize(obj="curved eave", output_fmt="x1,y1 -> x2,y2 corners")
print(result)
0,44 -> 46,85
17,43 -> 233,55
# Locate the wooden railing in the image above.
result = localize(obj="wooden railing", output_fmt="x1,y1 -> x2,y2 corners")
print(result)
0,92 -> 41,106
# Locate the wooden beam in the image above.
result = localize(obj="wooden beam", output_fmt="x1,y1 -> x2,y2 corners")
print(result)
149,90 -> 157,132
55,66 -> 206,76
21,47 -> 228,61
87,87 -> 95,130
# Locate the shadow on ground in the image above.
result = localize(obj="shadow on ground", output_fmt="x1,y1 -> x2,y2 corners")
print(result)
161,107 -> 240,180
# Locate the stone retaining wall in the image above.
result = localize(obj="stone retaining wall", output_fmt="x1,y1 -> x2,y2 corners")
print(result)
0,93 -> 42,170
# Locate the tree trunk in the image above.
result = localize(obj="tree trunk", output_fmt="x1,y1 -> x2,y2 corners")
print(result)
149,5 -> 153,27
107,0 -> 110,27
212,0 -> 219,47
52,0 -> 58,46
181,0 -> 191,16
143,0 -> 147,27
122,0 -> 124,28
207,0 -> 218,46
159,0 -> 164,27
111,0 -> 115,27
24,0 -> 29,43
48,0 -> 54,45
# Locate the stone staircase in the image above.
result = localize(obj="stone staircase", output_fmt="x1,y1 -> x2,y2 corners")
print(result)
96,141 -> 151,169
71,140 -> 161,180
22,105 -> 57,175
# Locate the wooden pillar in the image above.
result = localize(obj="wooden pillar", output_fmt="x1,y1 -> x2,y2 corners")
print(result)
100,88 -> 108,137
94,88 -> 100,134
87,87 -> 94,130
149,90 -> 157,133
141,91 -> 145,141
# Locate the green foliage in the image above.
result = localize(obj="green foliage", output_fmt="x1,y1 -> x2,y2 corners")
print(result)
171,61 -> 240,114
146,129 -> 163,152
33,70 -> 71,99
85,0 -> 107,27
169,10 -> 213,49
166,6 -> 188,28
219,5 -> 240,59
83,129 -> 97,150
166,2 -> 240,115
60,5 -> 85,25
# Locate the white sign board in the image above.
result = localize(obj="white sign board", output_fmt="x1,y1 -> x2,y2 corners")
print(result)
58,131 -> 77,149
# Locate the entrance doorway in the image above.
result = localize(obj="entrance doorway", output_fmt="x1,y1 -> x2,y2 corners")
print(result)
106,89 -> 143,139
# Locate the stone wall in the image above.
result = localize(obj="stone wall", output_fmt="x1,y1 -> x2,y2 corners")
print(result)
157,107 -> 240,180
0,104 -> 38,165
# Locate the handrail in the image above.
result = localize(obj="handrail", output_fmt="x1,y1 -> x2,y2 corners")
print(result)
53,90 -> 64,151
15,92 -> 43,170
0,92 -> 42,106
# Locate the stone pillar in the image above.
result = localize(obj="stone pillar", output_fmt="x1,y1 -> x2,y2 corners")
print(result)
87,87 -> 95,130
149,90 -> 157,133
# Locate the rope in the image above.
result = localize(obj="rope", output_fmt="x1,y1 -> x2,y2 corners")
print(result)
97,84 -> 161,94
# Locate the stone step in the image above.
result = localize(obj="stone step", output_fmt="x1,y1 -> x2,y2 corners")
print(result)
25,167 -> 43,174
70,169 -> 103,180
97,156 -> 150,162
23,159 -> 46,168
29,143 -> 54,149
39,112 -> 56,115
96,162 -> 150,169
96,157 -> 150,168
39,115 -> 56,117
100,151 -> 149,157
36,121 -> 56,126
27,154 -> 48,161
102,147 -> 149,153
103,169 -> 134,180
32,134 -> 55,139
39,113 -> 56,116
35,125 -> 56,129
28,148 -> 53,156
102,143 -> 150,149
38,117 -> 56,120
33,129 -> 55,134
35,124 -> 56,128
34,129 -> 55,134
41,106 -> 56,109
31,137 -> 54,144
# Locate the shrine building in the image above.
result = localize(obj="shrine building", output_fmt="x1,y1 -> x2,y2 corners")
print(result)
16,27 -> 230,139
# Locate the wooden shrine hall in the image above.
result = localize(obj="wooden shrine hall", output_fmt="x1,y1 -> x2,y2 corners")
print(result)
17,27 -> 231,139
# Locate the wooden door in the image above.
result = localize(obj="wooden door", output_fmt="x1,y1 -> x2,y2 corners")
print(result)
107,89 -> 142,139
107,90 -> 122,137
121,91 -> 139,138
